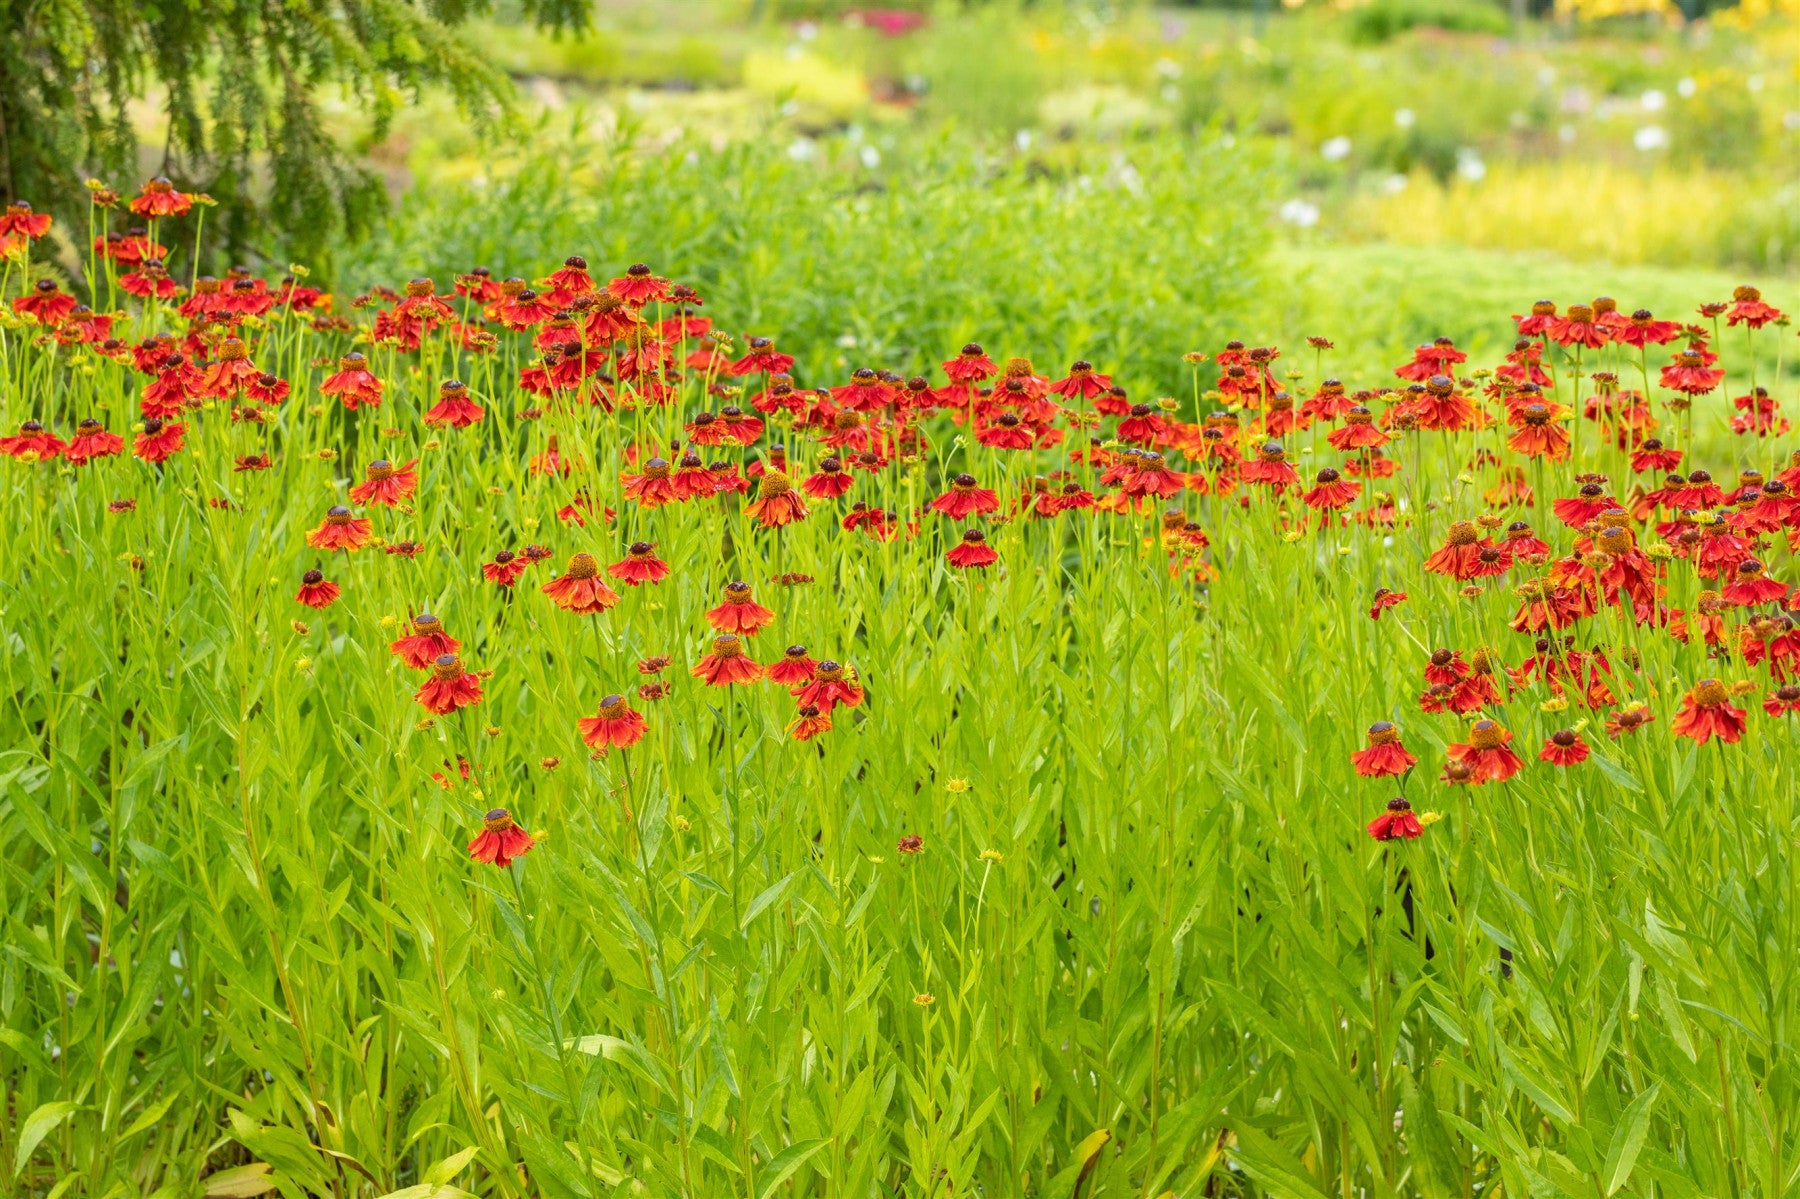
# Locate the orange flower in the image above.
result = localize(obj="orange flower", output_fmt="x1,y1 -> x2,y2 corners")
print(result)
1445,719 -> 1524,783
348,458 -> 420,507
1350,722 -> 1416,777
306,506 -> 373,551
542,553 -> 620,614
469,808 -> 534,867
692,634 -> 764,686
578,694 -> 648,750
705,581 -> 776,635
743,471 -> 809,528
1671,678 -> 1747,745
415,654 -> 483,714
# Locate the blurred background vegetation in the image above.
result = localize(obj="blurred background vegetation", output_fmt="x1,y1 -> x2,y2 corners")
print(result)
3,0 -> 1796,385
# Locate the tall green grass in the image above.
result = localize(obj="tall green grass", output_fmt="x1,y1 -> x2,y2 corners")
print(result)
353,130 -> 1267,398
4,176 -> 1800,1199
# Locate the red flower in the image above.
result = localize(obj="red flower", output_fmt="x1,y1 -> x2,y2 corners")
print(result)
128,177 -> 194,218
133,418 -> 185,464
66,419 -> 125,465
542,552 -> 621,614
578,694 -> 649,750
1350,722 -> 1416,777
348,459 -> 420,507
0,200 -> 52,240
1726,285 -> 1784,329
1506,403 -> 1569,461
930,474 -> 999,520
767,645 -> 818,685
1548,304 -> 1609,349
1659,349 -> 1724,396
295,569 -> 340,609
1324,406 -> 1389,453
415,654 -> 483,714
1538,729 -> 1590,766
120,261 -> 180,300
483,550 -> 528,587
623,457 -> 683,508
1048,359 -> 1113,400
706,581 -> 776,635
198,337 -> 263,399
729,336 -> 796,377
946,528 -> 998,569
320,352 -> 383,410
941,342 -> 997,384
1763,685 -> 1800,717
744,471 -> 810,528
468,808 -> 534,868
692,633 -> 764,686
787,705 -> 833,741
423,380 -> 484,428
306,506 -> 374,551
1367,796 -> 1423,841
1368,588 -> 1407,620
608,541 -> 671,586
1444,720 -> 1524,783
1514,299 -> 1558,337
801,457 -> 856,499
1300,467 -> 1360,512
791,660 -> 864,712
607,262 -> 671,306
391,613 -> 460,670
1671,678 -> 1747,745
13,280 -> 78,326
1237,442 -> 1297,489
245,373 -> 290,406
1721,558 -> 1788,607
1423,521 -> 1507,581
1616,308 -> 1682,348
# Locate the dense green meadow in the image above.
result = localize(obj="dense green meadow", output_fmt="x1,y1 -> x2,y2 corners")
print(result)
4,2 -> 1800,1198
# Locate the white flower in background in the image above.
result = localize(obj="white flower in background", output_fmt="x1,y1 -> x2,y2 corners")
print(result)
860,145 -> 881,169
1677,77 -> 1697,98
1641,89 -> 1666,112
1015,129 -> 1034,151
1633,125 -> 1669,152
1394,108 -> 1416,128
1455,148 -> 1486,182
1559,124 -> 1577,144
787,137 -> 816,162
1381,174 -> 1408,194
1321,136 -> 1352,162
1784,111 -> 1800,131
1747,75 -> 1764,92
1278,198 -> 1321,227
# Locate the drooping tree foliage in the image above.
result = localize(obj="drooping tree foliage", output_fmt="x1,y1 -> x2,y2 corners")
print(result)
0,0 -> 588,278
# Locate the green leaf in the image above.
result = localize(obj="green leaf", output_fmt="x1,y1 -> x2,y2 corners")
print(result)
741,873 -> 795,931
202,1164 -> 279,1199
1604,1084 -> 1661,1195
376,1187 -> 477,1199
422,1146 -> 481,1187
13,1101 -> 77,1176
755,1138 -> 831,1199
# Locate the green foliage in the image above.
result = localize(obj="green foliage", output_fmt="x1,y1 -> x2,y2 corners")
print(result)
1344,0 -> 1511,42
0,0 -> 589,277
352,130 -> 1268,396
